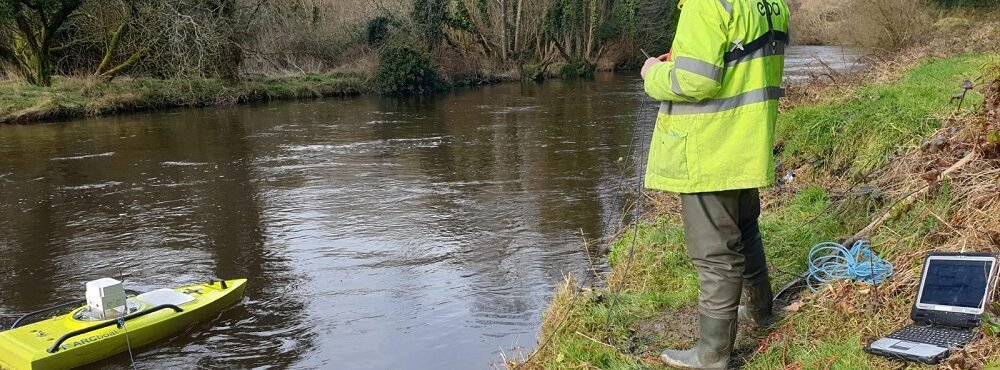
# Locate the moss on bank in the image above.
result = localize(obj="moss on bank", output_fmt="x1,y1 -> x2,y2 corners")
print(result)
0,73 -> 367,124
515,53 -> 999,370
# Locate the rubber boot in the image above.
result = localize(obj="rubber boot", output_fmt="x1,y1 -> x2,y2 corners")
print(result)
660,314 -> 737,370
737,277 -> 775,328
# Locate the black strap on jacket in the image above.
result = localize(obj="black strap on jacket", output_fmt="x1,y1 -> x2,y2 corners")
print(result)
722,31 -> 788,63
723,1 -> 787,64
764,1 -> 777,47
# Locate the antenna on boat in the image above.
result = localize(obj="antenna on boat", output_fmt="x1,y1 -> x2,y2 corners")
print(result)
118,268 -> 139,370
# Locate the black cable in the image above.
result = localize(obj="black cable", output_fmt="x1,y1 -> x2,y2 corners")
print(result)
514,77 -> 653,369
118,269 -> 139,370
602,92 -> 654,344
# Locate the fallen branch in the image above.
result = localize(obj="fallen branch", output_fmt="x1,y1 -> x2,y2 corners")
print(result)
845,151 -> 977,245
575,331 -> 616,349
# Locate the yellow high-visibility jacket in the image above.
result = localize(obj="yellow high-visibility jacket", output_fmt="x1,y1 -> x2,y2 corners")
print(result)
643,0 -> 790,193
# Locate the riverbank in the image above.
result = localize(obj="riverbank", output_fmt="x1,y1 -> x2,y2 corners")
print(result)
0,73 -> 372,124
512,51 -> 1000,369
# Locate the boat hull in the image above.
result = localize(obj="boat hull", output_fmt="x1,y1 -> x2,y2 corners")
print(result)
0,279 -> 246,370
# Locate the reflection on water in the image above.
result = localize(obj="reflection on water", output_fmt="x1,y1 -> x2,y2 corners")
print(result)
0,75 -> 649,369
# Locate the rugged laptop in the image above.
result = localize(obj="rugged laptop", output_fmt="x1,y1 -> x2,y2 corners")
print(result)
866,252 -> 998,364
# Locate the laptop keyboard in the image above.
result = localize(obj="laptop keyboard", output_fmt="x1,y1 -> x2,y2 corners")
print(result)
888,325 -> 975,347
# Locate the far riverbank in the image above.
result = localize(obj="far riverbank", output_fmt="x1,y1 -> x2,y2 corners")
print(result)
1,74 -> 367,124
1,46 -> 863,126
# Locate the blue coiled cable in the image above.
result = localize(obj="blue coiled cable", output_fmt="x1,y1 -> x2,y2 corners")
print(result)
807,240 -> 894,291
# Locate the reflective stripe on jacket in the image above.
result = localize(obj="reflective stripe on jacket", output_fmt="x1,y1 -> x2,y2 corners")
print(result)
643,0 -> 789,194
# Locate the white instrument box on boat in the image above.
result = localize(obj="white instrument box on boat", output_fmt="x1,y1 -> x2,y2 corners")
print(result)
85,278 -> 127,314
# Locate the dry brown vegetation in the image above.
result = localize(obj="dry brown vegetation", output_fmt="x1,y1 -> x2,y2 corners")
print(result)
786,0 -> 998,50
772,68 -> 1000,369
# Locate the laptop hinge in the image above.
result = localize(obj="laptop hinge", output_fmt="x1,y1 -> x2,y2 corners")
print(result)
912,307 -> 982,329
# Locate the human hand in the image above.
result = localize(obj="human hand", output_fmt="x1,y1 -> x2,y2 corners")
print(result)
657,51 -> 672,62
640,57 -> 661,79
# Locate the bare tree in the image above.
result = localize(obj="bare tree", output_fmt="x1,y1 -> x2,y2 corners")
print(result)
0,0 -> 85,85
74,0 -> 162,80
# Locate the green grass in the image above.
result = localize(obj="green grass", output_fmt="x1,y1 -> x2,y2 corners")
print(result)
534,218 -> 690,369
527,187 -> 852,369
777,54 -> 989,176
741,182 -> 963,370
521,53 -> 993,369
0,73 -> 368,123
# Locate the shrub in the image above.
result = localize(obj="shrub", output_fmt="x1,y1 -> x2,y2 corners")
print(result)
446,0 -> 474,32
521,63 -> 546,82
411,0 -> 448,49
786,0 -> 841,45
366,16 -> 392,46
787,0 -> 933,49
833,0 -> 933,50
372,44 -> 446,95
934,17 -> 973,34
558,61 -> 594,79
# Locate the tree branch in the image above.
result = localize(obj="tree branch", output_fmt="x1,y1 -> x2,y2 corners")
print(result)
845,151 -> 978,245
41,0 -> 83,48
0,43 -> 35,84
13,13 -> 40,53
99,46 -> 148,80
95,23 -> 125,75
0,44 -> 26,74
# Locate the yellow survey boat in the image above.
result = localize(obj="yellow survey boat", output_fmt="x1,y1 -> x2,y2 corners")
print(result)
0,279 -> 246,370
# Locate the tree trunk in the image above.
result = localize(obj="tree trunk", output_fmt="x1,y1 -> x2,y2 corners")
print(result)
96,24 -> 127,76
5,0 -> 83,86
35,27 -> 53,87
34,53 -> 50,86
513,0 -> 523,58
500,0 -> 508,61
585,0 -> 596,63
213,0 -> 244,82
552,39 -> 572,62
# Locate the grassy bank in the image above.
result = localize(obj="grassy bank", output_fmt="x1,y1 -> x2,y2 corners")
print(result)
514,53 -> 1000,369
0,73 -> 368,124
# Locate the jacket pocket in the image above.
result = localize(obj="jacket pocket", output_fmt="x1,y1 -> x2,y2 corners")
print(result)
649,125 -> 689,180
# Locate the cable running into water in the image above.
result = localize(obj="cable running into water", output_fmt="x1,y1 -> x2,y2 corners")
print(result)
515,81 -> 653,369
118,270 -> 139,370
602,90 -> 654,342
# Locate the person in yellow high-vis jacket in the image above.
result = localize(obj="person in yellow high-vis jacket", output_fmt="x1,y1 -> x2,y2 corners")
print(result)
640,0 -> 789,368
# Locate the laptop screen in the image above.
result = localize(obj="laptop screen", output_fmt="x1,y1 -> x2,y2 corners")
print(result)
919,259 -> 994,309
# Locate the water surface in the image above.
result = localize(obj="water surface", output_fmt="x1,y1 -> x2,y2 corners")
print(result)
784,45 -> 865,81
0,75 -> 647,369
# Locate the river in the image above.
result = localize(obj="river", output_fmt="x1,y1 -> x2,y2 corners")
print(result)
0,46 -> 860,369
